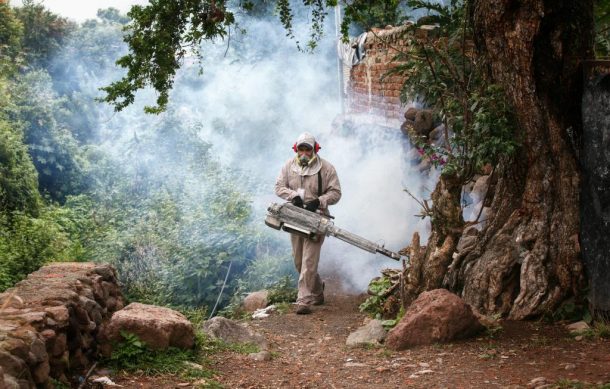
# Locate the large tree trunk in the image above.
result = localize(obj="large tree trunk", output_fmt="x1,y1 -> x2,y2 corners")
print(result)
403,174 -> 463,305
446,0 -> 594,319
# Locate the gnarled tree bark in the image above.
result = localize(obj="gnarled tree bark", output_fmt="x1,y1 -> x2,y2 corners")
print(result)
451,0 -> 594,319
403,0 -> 594,319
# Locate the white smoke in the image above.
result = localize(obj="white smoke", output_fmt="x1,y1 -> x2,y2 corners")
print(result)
56,5 -> 435,294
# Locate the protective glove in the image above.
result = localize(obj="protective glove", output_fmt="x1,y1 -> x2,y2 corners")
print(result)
304,198 -> 320,212
291,196 -> 304,207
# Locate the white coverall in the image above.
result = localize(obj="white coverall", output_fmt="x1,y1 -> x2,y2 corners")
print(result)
274,151 -> 341,305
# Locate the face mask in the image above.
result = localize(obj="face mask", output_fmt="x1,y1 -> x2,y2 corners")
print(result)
298,154 -> 317,167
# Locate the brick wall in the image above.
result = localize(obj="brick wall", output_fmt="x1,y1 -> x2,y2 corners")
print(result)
344,24 -> 438,129
346,25 -> 410,128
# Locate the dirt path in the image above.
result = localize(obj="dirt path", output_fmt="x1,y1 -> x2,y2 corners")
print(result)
206,276 -> 610,388
111,275 -> 610,388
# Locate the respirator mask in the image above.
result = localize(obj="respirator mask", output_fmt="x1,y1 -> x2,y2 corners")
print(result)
298,154 -> 311,166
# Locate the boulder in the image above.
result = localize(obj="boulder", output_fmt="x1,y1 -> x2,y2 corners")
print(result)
428,125 -> 444,142
242,290 -> 269,312
201,316 -> 267,349
566,321 -> 590,335
98,303 -> 194,354
386,289 -> 483,350
346,319 -> 387,348
248,350 -> 272,361
414,110 -> 434,136
471,175 -> 490,204
404,107 -> 418,121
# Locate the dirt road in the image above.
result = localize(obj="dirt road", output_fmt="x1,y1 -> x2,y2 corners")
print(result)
206,277 -> 610,389
111,275 -> 609,388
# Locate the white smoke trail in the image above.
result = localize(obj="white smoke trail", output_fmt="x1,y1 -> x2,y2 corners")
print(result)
54,5 -> 436,295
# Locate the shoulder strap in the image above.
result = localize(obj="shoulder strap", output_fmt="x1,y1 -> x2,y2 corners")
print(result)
318,170 -> 322,197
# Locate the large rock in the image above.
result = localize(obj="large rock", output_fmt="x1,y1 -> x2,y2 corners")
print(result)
346,319 -> 387,348
414,109 -> 434,136
386,289 -> 483,350
202,317 -> 267,349
471,174 -> 490,204
404,107 -> 418,121
99,303 -> 194,354
456,226 -> 479,254
242,290 -> 269,312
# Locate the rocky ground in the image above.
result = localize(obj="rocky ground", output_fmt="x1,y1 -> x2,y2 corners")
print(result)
111,276 -> 610,389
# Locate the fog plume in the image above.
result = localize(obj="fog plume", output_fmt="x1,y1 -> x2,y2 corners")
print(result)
56,5 -> 433,294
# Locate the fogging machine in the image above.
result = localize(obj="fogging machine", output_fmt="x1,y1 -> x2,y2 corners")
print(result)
265,202 -> 404,261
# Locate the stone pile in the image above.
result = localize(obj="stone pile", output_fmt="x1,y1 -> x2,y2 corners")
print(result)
0,262 -> 124,388
401,106 -> 446,174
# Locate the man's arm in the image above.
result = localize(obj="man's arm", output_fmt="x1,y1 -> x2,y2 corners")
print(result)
274,162 -> 299,201
318,164 -> 341,209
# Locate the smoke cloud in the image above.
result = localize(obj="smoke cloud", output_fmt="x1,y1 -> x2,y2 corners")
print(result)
55,4 -> 434,294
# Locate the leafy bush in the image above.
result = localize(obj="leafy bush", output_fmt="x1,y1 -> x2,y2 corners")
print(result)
267,275 -> 298,305
11,70 -> 89,202
544,296 -> 592,324
595,0 -> 610,57
0,118 -> 41,216
106,331 -> 218,382
0,3 -> 23,74
390,0 -> 518,183
0,208 -> 77,291
359,276 -> 392,318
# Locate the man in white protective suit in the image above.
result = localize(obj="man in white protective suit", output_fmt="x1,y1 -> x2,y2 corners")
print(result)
274,132 -> 342,314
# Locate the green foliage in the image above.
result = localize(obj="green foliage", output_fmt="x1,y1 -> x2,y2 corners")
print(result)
381,305 -> 405,329
0,3 -> 24,74
0,206 -> 81,291
71,112 -> 265,312
390,0 -> 518,183
13,0 -> 75,69
544,296 -> 592,323
554,379 -> 610,389
591,322 -> 610,339
233,253 -> 296,294
105,330 -> 258,383
0,13 -> 77,290
1,1 -> 289,307
49,9 -> 128,143
576,322 -> 610,340
219,252 -> 295,318
106,331 -> 218,381
267,275 -> 298,304
359,276 -> 392,318
96,7 -> 130,25
100,0 -> 235,113
198,331 -> 260,355
10,70 -> 89,202
101,0 -> 346,112
595,0 -> 610,57
341,0 -> 405,34
0,118 -> 41,216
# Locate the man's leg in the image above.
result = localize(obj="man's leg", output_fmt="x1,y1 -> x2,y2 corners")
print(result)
295,235 -> 325,306
290,234 -> 304,273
